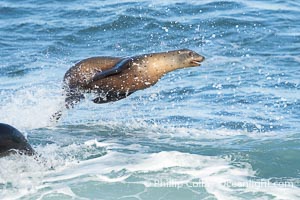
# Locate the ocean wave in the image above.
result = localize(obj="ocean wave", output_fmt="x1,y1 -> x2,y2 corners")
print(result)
1,148 -> 299,199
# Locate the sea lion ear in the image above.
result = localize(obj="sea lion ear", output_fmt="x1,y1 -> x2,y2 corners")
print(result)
92,57 -> 133,82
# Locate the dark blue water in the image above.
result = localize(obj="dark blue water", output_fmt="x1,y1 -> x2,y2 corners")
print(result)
1,0 -> 300,199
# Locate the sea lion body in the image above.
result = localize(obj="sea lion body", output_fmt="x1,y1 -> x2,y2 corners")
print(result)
0,123 -> 34,157
64,49 -> 205,104
52,49 -> 204,120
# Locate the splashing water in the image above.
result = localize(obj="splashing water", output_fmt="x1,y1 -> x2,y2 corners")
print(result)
1,0 -> 300,199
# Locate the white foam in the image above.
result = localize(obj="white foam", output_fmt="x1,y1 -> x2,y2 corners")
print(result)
82,118 -> 284,141
0,85 -> 64,131
38,150 -> 300,199
84,139 -> 111,148
242,0 -> 300,12
36,187 -> 78,200
0,155 -> 46,199
1,141 -> 299,200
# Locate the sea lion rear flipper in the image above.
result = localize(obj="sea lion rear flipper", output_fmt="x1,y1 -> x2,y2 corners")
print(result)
65,92 -> 85,109
50,90 -> 85,122
51,110 -> 63,122
92,57 -> 133,82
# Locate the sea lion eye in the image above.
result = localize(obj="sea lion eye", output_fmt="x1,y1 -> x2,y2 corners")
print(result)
188,51 -> 193,56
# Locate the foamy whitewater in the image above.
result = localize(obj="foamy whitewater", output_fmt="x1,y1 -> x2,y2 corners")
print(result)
0,0 -> 299,199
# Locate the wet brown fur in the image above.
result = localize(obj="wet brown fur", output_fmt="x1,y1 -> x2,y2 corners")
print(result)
50,49 -> 204,120
64,49 -> 205,97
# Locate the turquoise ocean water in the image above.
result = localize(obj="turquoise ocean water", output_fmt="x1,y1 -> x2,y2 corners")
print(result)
0,0 -> 300,199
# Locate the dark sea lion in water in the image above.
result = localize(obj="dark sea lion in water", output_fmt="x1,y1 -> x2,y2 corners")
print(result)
0,123 -> 34,157
53,49 -> 205,120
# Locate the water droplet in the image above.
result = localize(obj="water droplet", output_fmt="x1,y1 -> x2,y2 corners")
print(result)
162,27 -> 169,32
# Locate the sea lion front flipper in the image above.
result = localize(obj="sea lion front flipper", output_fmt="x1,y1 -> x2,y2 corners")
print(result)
92,57 -> 133,82
93,91 -> 134,104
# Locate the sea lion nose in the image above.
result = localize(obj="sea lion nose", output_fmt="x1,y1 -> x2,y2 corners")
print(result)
200,55 -> 205,61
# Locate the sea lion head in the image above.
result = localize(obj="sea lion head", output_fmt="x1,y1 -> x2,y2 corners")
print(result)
174,49 -> 205,68
0,123 -> 35,157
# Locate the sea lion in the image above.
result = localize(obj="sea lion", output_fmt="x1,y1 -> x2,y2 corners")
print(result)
52,49 -> 205,120
0,123 -> 34,157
